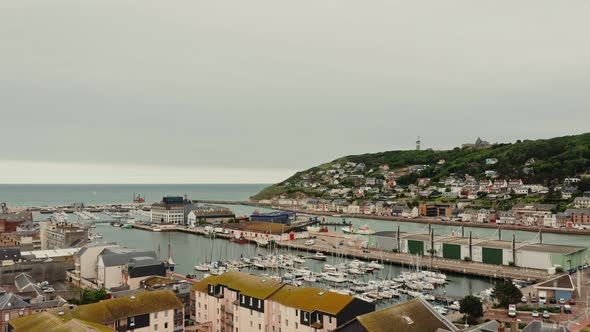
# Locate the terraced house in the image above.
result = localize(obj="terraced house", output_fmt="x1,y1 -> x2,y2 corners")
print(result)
191,272 -> 375,332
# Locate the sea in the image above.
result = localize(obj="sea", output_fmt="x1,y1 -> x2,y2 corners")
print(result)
4,184 -> 589,308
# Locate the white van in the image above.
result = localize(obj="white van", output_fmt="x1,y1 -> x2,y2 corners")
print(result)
508,304 -> 517,318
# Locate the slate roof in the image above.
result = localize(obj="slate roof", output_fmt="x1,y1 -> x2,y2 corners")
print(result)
99,248 -> 157,267
0,247 -> 21,260
534,274 -> 575,291
462,320 -> 501,332
14,273 -> 43,295
521,320 -> 571,332
0,292 -> 31,310
31,296 -> 67,310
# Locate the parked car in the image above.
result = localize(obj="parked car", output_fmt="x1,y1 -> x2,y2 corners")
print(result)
559,298 -> 566,304
43,287 -> 55,293
549,297 -> 557,304
531,311 -> 539,318
564,305 -> 572,314
542,311 -> 550,319
583,263 -> 589,269
508,304 -> 517,318
569,268 -> 577,274
569,298 -> 576,305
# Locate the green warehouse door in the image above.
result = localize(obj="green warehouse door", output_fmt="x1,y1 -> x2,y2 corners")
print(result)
443,243 -> 461,260
408,240 -> 424,255
482,247 -> 503,265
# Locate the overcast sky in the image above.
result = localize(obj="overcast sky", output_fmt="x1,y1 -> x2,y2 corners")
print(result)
1,0 -> 589,183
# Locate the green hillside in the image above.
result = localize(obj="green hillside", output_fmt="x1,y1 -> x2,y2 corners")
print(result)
251,133 -> 590,201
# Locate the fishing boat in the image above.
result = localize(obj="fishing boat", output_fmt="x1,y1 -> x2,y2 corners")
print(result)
341,224 -> 376,235
122,224 -> 133,229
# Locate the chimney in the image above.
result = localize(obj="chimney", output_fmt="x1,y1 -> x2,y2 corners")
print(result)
498,324 -> 505,332
510,319 -> 518,332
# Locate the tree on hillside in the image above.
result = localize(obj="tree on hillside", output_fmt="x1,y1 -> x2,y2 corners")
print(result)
493,280 -> 523,308
578,178 -> 590,194
459,295 -> 484,325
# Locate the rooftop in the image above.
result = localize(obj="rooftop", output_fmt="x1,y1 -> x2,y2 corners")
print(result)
268,285 -> 354,315
193,271 -> 284,300
534,274 -> 575,291
8,311 -> 115,332
336,298 -> 458,332
70,290 -> 182,324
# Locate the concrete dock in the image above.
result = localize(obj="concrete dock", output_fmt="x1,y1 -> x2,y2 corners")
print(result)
132,223 -> 552,282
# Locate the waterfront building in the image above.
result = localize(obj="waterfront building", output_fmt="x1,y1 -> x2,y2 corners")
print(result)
151,196 -> 186,224
563,209 -> 590,225
335,297 -> 458,332
371,231 -> 586,270
39,220 -> 88,250
8,290 -> 183,332
187,206 -> 235,226
511,203 -> 556,222
191,272 -> 375,332
0,208 -> 32,233
533,274 -> 576,301
249,212 -> 296,224
419,202 -> 455,218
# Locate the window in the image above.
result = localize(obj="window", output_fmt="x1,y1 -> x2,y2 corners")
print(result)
259,323 -> 262,330
250,298 -> 253,306
257,300 -> 261,309
165,322 -> 168,329
154,323 -> 158,331
250,309 -> 253,316
250,321 -> 253,327
296,323 -> 298,329
165,310 -> 168,317
4,313 -> 10,321
205,304 -> 207,310
295,310 -> 298,317
286,320 -> 288,327
329,316 -> 332,324
242,296 -> 245,304
154,312 -> 158,319
129,317 -> 135,327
